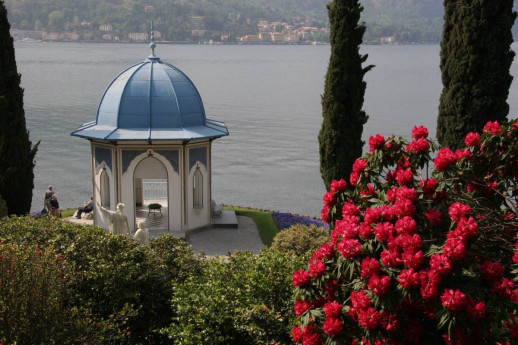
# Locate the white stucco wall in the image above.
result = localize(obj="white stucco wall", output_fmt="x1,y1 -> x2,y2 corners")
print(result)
186,144 -> 211,230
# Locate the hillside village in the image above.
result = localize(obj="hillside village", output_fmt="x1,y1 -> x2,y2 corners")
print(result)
10,17 -> 330,44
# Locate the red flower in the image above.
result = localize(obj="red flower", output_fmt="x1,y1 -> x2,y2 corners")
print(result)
358,307 -> 382,331
394,199 -> 417,218
351,290 -> 373,310
441,289 -> 467,312
350,172 -> 360,186
302,323 -> 322,345
381,205 -> 398,223
434,148 -> 457,171
364,207 -> 382,225
359,222 -> 374,239
398,268 -> 420,289
466,298 -> 487,321
321,204 -> 330,224
429,254 -> 452,276
396,187 -> 418,202
420,178 -> 439,197
380,249 -> 401,268
369,134 -> 385,153
337,239 -> 362,259
368,274 -> 391,296
407,137 -> 430,154
412,125 -> 429,139
323,318 -> 344,338
480,260 -> 504,283
361,257 -> 381,279
314,242 -> 335,260
375,222 -> 395,243
465,132 -> 481,147
395,216 -> 417,235
293,269 -> 311,287
342,201 -> 361,216
443,236 -> 467,262
491,278 -> 515,299
484,120 -> 503,135
294,299 -> 312,316
381,312 -> 399,332
323,191 -> 336,207
324,300 -> 343,319
352,158 -> 369,173
292,326 -> 303,343
330,179 -> 348,193
396,168 -> 414,186
424,208 -> 443,226
448,202 -> 471,222
309,258 -> 326,279
402,250 -> 424,269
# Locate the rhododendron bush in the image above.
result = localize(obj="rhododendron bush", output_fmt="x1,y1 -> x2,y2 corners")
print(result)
293,120 -> 518,345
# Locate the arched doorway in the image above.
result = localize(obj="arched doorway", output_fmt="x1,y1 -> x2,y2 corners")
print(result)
134,156 -> 169,231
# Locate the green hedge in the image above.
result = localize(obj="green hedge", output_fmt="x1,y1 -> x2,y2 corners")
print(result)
271,224 -> 329,256
0,215 -> 201,344
163,249 -> 306,345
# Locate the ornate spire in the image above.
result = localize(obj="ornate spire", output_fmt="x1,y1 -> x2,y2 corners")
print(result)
146,20 -> 159,62
150,20 -> 156,54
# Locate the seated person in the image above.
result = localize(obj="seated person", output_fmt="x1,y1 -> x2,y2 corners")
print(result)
49,194 -> 61,218
76,195 -> 93,219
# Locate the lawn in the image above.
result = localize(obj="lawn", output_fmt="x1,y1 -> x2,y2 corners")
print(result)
224,206 -> 279,246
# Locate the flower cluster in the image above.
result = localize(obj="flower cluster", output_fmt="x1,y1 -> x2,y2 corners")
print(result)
293,121 -> 518,345
272,211 -> 328,230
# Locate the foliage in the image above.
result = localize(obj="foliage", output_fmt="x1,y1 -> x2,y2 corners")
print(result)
292,121 -> 518,344
163,249 -> 306,345
0,241 -> 135,345
0,1 -> 38,215
437,0 -> 517,150
271,224 -> 329,256
0,194 -> 7,218
227,206 -> 279,246
272,211 -> 328,230
0,216 -> 201,344
318,0 -> 373,190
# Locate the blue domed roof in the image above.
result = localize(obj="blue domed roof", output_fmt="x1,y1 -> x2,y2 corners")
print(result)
72,54 -> 228,141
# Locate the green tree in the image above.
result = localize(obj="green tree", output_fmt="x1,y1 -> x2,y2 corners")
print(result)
437,0 -> 516,149
47,10 -> 64,31
0,1 -> 38,215
318,0 -> 373,190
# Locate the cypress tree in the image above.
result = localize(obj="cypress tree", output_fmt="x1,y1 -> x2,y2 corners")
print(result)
437,0 -> 516,149
318,0 -> 373,190
0,0 -> 38,215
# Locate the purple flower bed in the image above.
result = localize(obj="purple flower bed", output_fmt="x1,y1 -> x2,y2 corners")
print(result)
272,212 -> 328,230
30,211 -> 43,219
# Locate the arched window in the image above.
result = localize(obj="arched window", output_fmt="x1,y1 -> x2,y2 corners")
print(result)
193,168 -> 203,209
100,170 -> 110,207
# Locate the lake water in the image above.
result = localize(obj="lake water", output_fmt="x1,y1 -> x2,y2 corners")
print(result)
14,42 -> 518,218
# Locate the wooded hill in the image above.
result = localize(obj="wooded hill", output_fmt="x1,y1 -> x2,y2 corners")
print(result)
4,0 -> 517,43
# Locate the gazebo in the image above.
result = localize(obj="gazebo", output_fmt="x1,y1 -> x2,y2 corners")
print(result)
71,36 -> 228,236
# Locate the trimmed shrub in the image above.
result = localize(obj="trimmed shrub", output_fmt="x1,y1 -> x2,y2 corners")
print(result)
0,216 -> 201,344
271,224 -> 329,255
163,249 -> 306,345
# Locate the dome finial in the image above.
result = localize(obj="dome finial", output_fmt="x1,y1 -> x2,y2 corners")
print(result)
150,20 -> 156,54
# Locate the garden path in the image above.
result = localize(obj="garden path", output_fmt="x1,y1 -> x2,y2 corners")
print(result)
66,215 -> 265,255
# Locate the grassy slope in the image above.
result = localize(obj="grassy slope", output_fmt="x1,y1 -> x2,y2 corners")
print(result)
225,206 -> 279,247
